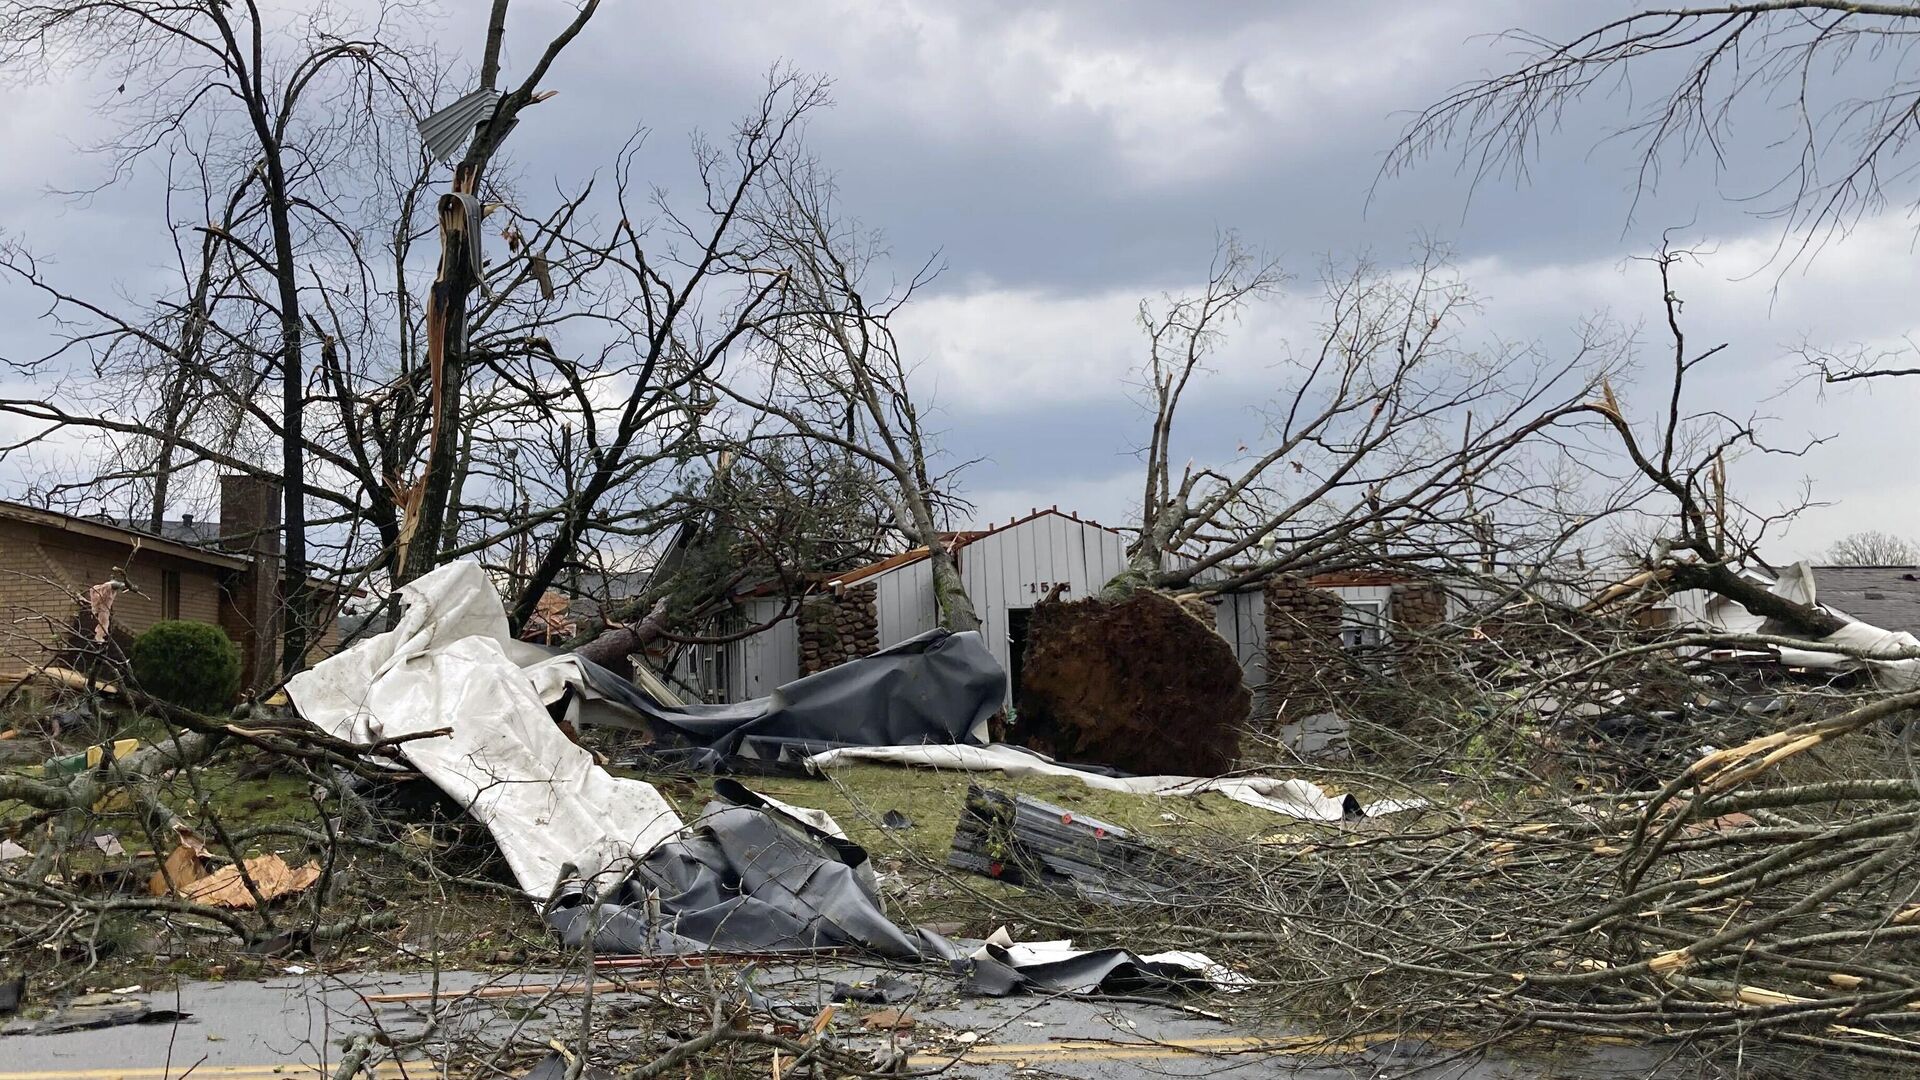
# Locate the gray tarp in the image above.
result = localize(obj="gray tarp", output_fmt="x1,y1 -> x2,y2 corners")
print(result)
547,781 -> 1245,997
534,629 -> 1006,760
548,779 -> 920,959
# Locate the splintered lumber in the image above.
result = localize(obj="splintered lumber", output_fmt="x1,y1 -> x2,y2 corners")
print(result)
176,853 -> 320,909
946,784 -> 1201,904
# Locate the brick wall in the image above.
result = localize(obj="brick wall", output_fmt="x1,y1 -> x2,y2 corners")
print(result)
797,583 -> 879,675
0,518 -> 226,675
1391,580 -> 1448,630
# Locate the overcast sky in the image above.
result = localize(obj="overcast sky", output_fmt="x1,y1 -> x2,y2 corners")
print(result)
3,0 -> 1917,562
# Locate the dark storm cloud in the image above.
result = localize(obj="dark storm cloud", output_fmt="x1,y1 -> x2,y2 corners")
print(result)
2,0 -> 1915,556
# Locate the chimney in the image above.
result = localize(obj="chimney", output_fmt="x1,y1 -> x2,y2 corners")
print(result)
219,475 -> 281,554
218,475 -> 283,691
181,512 -> 194,529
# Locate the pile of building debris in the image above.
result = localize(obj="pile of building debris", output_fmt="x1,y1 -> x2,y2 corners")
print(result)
275,561 -> 1415,1002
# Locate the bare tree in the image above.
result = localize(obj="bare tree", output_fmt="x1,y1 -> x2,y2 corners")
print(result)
0,0 -> 449,671
709,153 -> 982,632
1115,236 -> 1620,601
1823,529 -> 1920,566
0,5 -> 851,678
1388,3 -> 1920,266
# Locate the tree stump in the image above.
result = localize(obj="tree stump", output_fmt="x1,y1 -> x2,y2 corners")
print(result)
1010,591 -> 1247,776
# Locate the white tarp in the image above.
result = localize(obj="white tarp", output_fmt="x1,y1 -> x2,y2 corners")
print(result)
1769,562 -> 1920,689
805,743 -> 1424,819
286,561 -> 682,896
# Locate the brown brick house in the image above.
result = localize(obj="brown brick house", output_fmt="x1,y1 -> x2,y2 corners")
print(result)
0,476 -> 345,690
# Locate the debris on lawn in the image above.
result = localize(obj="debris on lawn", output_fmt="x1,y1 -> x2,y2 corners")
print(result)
948,785 -> 1200,903
1,992 -> 189,1036
175,853 -> 321,909
807,742 -> 1423,820
288,561 -> 684,895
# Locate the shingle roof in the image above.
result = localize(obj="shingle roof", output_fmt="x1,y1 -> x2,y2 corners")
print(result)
1811,566 -> 1920,633
96,514 -> 225,548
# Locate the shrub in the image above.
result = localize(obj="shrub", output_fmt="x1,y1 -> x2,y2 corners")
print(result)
130,620 -> 241,714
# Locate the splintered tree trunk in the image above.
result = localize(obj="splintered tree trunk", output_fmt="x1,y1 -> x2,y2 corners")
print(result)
1009,591 -> 1248,777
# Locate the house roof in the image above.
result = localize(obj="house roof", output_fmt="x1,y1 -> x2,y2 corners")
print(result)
0,500 -> 248,570
1807,565 -> 1920,633
827,508 -> 1126,587
96,513 -> 225,548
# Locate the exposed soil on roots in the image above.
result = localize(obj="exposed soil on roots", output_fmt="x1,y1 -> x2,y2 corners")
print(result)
1011,591 -> 1248,776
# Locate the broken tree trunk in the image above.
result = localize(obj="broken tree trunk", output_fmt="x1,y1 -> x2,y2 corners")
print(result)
571,597 -> 670,680
1010,590 -> 1248,776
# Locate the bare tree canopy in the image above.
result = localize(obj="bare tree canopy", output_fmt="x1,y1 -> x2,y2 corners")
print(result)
0,0 -> 879,672
1112,235 -> 1626,601
1385,3 -> 1920,281
1823,529 -> 1920,565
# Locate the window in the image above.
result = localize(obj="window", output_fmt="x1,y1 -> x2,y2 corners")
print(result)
161,571 -> 181,621
1339,600 -> 1386,649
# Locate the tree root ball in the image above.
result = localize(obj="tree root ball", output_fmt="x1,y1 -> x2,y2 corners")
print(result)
1010,591 -> 1248,776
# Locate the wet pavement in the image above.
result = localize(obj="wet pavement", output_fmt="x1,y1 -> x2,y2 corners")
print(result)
0,965 -> 1674,1079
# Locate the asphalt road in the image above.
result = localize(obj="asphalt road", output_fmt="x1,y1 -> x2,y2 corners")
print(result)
0,967 -> 1670,1080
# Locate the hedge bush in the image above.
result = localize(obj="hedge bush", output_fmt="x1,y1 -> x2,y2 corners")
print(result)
130,620 -> 241,714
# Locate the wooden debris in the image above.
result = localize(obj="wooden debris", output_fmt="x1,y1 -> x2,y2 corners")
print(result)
947,784 -> 1204,904
147,845 -> 206,896
862,1008 -> 915,1032
176,853 -> 320,908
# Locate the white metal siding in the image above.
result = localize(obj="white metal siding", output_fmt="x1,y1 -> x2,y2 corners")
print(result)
875,560 -> 938,648
953,514 -> 1131,704
736,597 -> 798,697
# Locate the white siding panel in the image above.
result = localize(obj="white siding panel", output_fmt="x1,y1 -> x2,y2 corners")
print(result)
875,561 -> 937,648
736,598 -> 797,699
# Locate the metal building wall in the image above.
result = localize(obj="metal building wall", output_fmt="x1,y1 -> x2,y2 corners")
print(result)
956,513 -> 1131,702
735,597 -> 798,698
874,560 -> 938,648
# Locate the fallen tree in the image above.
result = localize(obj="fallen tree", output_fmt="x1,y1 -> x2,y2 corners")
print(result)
1011,591 -> 1247,777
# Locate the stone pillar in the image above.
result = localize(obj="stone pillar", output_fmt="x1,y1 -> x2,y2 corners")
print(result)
797,582 -> 879,675
218,474 -> 282,691
1389,580 -> 1449,676
1262,575 -> 1344,726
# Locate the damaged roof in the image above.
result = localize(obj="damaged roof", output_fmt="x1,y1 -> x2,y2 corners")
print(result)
1810,565 -> 1920,633
829,508 -> 1124,587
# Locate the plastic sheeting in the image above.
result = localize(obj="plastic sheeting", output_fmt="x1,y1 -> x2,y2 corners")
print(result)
805,743 -> 1426,819
548,778 -> 920,958
286,562 -> 683,896
548,781 -> 1246,996
958,928 -> 1251,996
1767,561 -> 1920,689
533,629 -> 1006,759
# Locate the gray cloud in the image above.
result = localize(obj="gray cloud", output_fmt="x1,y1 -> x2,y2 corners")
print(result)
2,0 -> 1916,561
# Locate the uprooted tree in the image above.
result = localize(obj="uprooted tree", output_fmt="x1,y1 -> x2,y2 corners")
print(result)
1014,236 -> 1622,773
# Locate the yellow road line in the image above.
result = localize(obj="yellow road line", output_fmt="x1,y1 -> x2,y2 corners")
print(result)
0,1065 -> 436,1080
4,1032 -> 1411,1079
